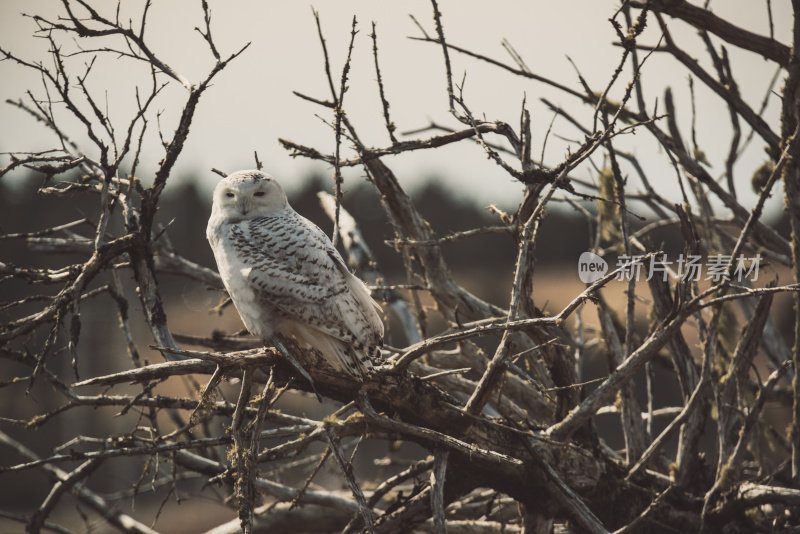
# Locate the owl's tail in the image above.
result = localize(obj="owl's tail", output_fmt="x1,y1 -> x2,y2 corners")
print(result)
280,321 -> 375,377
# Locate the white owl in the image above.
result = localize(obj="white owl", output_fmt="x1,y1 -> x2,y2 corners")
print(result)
206,170 -> 384,378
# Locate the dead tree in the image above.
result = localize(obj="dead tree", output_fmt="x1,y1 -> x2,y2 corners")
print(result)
2,1 -> 800,533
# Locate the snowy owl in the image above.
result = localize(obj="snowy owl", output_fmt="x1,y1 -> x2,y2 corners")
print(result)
206,170 -> 384,378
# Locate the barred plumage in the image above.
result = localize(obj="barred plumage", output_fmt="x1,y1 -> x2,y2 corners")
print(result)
206,170 -> 383,376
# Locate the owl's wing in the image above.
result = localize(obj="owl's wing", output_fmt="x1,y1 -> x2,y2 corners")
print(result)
231,214 -> 383,348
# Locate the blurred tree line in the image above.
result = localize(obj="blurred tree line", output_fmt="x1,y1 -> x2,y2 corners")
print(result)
2,170 -> 712,301
3,170 -> 790,338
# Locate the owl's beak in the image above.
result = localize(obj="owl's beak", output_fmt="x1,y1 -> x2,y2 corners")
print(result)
238,199 -> 250,215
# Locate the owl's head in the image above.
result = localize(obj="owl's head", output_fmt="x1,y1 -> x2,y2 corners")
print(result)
211,170 -> 288,220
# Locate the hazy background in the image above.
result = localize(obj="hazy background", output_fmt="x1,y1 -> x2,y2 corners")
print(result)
0,0 -> 792,213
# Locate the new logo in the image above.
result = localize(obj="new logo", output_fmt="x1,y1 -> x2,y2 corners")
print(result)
577,251 -> 608,283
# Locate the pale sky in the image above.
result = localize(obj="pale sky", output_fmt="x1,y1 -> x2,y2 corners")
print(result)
0,1 -> 792,214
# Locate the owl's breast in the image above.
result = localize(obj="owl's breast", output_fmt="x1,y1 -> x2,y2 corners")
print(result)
208,221 -> 277,339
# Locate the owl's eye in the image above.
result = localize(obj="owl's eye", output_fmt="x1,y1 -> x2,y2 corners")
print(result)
225,192 -> 234,198
254,191 -> 266,197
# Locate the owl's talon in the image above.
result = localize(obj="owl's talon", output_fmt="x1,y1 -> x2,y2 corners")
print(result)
271,336 -> 322,403
368,363 -> 396,375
